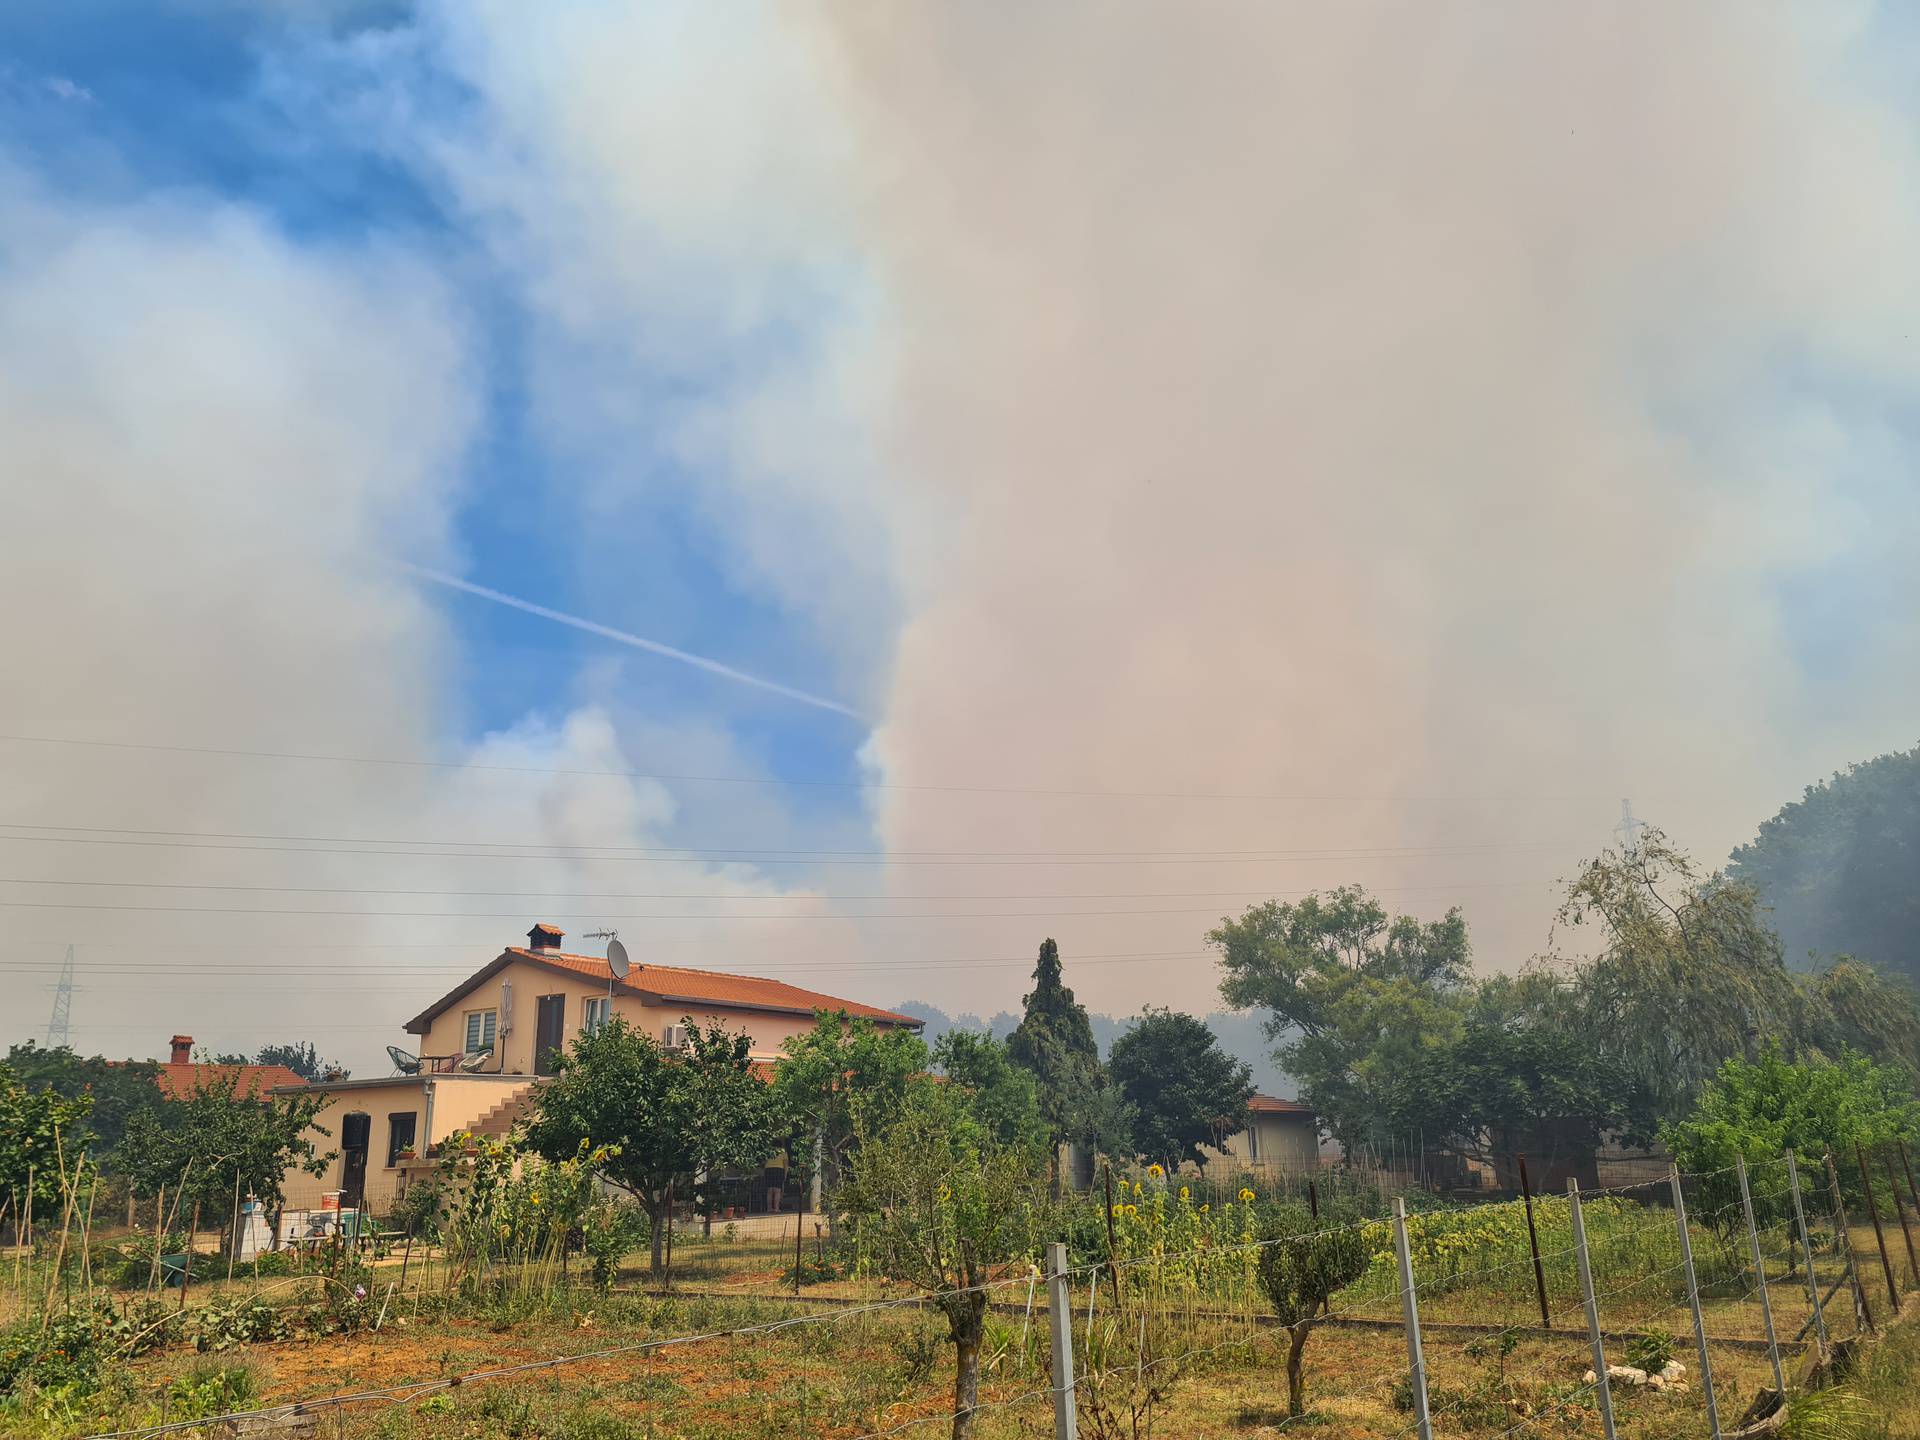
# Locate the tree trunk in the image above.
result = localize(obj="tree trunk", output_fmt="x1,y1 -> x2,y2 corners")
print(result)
951,1303 -> 985,1440
648,1195 -> 667,1274
1286,1320 -> 1311,1417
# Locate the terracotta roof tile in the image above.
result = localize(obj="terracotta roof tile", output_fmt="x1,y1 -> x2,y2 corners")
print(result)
153,1063 -> 308,1101
504,948 -> 922,1028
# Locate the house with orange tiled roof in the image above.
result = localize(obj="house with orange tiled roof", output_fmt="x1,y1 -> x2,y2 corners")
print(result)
273,924 -> 921,1220
146,1034 -> 309,1100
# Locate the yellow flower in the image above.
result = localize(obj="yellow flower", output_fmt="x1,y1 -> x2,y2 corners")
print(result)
1125,1204 -> 1138,1216
1132,1182 -> 1142,1197
1237,1187 -> 1256,1203
1200,1203 -> 1210,1213
1147,1163 -> 1165,1179
1179,1186 -> 1190,1200
1111,1203 -> 1124,1217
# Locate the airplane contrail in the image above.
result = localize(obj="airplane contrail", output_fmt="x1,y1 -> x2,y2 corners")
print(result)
400,564 -> 865,721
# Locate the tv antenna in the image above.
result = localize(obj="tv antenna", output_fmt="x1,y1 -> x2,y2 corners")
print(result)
582,929 -> 627,997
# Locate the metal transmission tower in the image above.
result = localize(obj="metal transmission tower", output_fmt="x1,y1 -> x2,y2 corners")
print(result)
1613,799 -> 1646,856
46,943 -> 75,1048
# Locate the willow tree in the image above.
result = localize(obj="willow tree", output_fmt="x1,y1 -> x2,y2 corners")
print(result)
1554,832 -> 1804,1123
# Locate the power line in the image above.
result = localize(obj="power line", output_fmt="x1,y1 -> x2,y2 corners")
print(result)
0,826 -> 1582,867
0,732 -> 1616,804
0,874 -> 1561,903
0,884 -> 1552,922
0,818 -> 1580,859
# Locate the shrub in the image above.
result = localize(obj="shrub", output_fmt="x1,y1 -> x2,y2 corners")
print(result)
1626,1328 -> 1676,1375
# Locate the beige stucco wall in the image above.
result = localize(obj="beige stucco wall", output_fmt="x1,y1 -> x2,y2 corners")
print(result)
279,1075 -> 531,1213
1200,1112 -> 1319,1174
411,956 -> 842,1074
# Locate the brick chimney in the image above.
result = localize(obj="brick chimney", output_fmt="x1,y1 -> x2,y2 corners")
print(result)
527,923 -> 564,952
169,1034 -> 193,1065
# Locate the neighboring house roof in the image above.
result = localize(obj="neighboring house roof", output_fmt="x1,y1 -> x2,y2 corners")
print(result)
403,945 -> 925,1036
1247,1094 -> 1313,1117
154,1063 -> 308,1100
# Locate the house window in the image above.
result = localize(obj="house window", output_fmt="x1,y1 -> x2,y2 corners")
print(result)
464,1009 -> 497,1054
387,1112 -> 418,1167
584,996 -> 612,1034
1248,1126 -> 1259,1161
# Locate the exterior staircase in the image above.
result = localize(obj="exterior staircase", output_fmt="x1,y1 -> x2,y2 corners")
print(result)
467,1082 -> 540,1140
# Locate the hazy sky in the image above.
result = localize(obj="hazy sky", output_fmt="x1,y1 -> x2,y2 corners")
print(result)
4,3 -> 1919,1077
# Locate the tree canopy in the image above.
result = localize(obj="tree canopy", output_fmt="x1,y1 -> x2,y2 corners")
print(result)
931,1030 -> 1046,1151
0,1063 -> 94,1223
117,1070 -> 331,1239
2,1043 -> 163,1157
770,1011 -> 930,1201
1005,938 -> 1129,1177
1726,745 -> 1920,984
524,1015 -> 776,1271
1108,1008 -> 1254,1170
1212,886 -> 1470,1151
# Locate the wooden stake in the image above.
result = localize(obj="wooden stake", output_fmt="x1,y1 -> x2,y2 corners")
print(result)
1826,1149 -> 1873,1333
1882,1151 -> 1919,1290
1517,1152 -> 1551,1330
148,1186 -> 166,1297
1856,1142 -> 1900,1313
1103,1163 -> 1122,1310
179,1200 -> 200,1311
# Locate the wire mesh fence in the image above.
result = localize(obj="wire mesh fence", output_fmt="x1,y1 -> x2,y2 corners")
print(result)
5,1142 -> 1918,1439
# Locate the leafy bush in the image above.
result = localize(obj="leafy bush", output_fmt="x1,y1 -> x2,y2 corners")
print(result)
193,1296 -> 293,1351
1626,1328 -> 1675,1374
163,1362 -> 255,1420
580,1201 -> 649,1290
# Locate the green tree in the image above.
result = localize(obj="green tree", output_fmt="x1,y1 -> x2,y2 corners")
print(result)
1795,957 -> 1920,1076
117,1070 -> 330,1251
932,1030 -> 1047,1151
1663,1045 -> 1920,1230
2,1043 -> 162,1156
837,1086 -> 1050,1440
1108,1009 -> 1254,1170
1212,887 -> 1471,1153
524,1015 -> 773,1272
0,1063 -> 94,1227
1006,938 -> 1128,1187
1726,746 -> 1920,984
1557,832 -> 1803,1122
1254,1200 -> 1373,1416
770,1011 -> 929,1206
253,1042 -> 348,1083
1384,990 -> 1650,1181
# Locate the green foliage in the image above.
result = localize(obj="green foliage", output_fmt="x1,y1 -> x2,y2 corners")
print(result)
525,1015 -> 774,1271
431,1131 -> 614,1290
1254,1199 -> 1374,1417
1212,886 -> 1470,1151
1386,994 -> 1650,1167
1005,938 -> 1129,1167
251,1042 -> 346,1083
772,1011 -> 929,1199
1108,1008 -> 1254,1169
930,1030 -> 1045,1151
0,1062 -> 94,1223
117,1068 -> 331,1225
1557,831 -> 1804,1121
161,1362 -> 255,1421
1254,1201 -> 1372,1329
1625,1328 -> 1675,1374
836,1085 -> 1050,1438
1662,1044 -> 1920,1223
2,1044 -> 161,1157
1727,745 -> 1920,988
581,1201 -> 649,1290
1797,957 -> 1920,1076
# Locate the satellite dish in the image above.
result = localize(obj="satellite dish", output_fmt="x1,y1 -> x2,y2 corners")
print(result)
607,937 -> 630,979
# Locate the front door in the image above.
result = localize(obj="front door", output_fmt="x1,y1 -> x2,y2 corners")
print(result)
536,993 -> 566,1075
340,1112 -> 370,1210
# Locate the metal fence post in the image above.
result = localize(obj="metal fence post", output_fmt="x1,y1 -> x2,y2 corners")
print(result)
1735,1157 -> 1785,1397
1391,1197 -> 1434,1440
1786,1151 -> 1827,1359
1669,1166 -> 1723,1440
1825,1149 -> 1874,1333
1568,1180 -> 1618,1440
1517,1152 -> 1551,1329
1047,1241 -> 1079,1440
